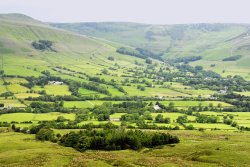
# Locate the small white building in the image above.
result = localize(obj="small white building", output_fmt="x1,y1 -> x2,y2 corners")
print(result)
109,118 -> 120,122
154,105 -> 161,110
48,81 -> 64,85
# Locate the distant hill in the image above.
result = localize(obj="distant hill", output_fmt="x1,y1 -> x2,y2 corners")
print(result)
1,13 -> 250,80
52,22 -> 250,79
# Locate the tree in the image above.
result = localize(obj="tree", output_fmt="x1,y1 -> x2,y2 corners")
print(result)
102,69 -> 109,75
168,102 -> 175,111
107,56 -> 114,61
195,66 -> 203,71
35,128 -> 54,141
177,115 -> 188,124
56,116 -> 66,122
145,58 -> 152,64
185,124 -> 194,130
155,114 -> 170,123
11,124 -> 16,130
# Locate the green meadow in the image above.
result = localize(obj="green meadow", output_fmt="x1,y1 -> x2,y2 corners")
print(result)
1,131 -> 250,167
0,112 -> 75,123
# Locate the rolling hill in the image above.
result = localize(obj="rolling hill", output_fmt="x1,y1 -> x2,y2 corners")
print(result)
1,13 -> 250,167
52,22 -> 250,79
0,14 -> 147,79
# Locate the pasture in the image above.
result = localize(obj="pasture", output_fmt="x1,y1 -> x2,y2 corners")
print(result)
159,100 -> 232,107
0,99 -> 25,108
7,84 -> 29,93
0,130 -> 250,166
32,85 -> 71,96
0,112 -> 75,123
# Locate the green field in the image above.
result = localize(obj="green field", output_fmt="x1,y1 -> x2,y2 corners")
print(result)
1,131 -> 250,167
235,91 -> 250,96
0,112 -> 75,123
0,99 -> 26,108
159,101 -> 232,107
123,86 -> 189,97
33,85 -> 71,96
64,101 -> 94,108
7,84 -> 29,93
14,93 -> 41,99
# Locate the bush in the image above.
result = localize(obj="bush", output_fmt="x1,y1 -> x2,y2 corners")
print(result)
32,40 -> 54,51
35,128 -> 54,141
223,55 -> 242,61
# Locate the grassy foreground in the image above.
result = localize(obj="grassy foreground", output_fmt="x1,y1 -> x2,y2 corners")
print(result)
0,130 -> 250,167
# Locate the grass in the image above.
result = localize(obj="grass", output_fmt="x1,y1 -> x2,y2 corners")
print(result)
1,14 -> 250,167
14,93 -> 41,99
64,101 -> 123,108
0,132 -> 79,166
4,78 -> 28,84
0,85 -> 7,94
235,91 -> 250,96
64,101 -> 94,108
0,112 -> 75,123
0,99 -> 25,107
123,86 -> 189,97
158,101 -> 232,107
1,130 -> 250,166
151,112 -> 196,122
185,123 -> 236,130
32,85 -> 71,96
7,84 -> 29,93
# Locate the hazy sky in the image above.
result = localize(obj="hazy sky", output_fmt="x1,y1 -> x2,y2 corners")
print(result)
1,0 -> 250,24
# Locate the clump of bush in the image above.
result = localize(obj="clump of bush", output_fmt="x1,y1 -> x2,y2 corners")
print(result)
32,40 -> 56,51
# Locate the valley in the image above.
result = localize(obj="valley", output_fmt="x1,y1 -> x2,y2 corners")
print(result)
0,13 -> 250,167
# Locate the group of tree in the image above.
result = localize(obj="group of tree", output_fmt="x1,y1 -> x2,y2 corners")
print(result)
195,114 -> 219,123
171,56 -> 202,64
32,40 -> 55,51
222,55 -> 242,61
35,128 -> 180,151
116,47 -> 162,61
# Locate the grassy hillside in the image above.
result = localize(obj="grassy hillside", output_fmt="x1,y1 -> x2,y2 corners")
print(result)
0,14 -> 147,78
52,22 -> 250,79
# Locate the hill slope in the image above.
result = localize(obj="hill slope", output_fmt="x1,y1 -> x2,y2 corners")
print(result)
0,14 -> 145,78
52,22 -> 250,79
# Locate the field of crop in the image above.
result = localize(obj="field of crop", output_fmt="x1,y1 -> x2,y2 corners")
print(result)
0,130 -> 250,167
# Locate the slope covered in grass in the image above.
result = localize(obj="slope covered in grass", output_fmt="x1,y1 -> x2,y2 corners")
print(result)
52,22 -> 250,79
0,14 -> 144,78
